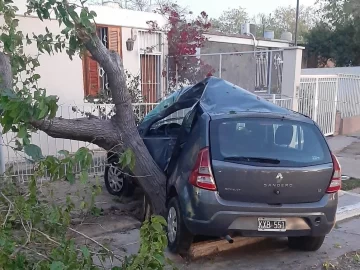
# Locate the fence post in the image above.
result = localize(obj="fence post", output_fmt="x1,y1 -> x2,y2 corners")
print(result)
272,94 -> 276,104
281,47 -> 304,112
166,56 -> 169,95
0,132 -> 5,175
332,76 -> 339,132
267,51 -> 273,94
313,77 -> 319,122
219,54 -> 222,78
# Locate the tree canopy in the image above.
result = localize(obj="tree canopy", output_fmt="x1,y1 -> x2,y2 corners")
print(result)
209,5 -> 317,41
210,7 -> 249,34
306,0 -> 360,67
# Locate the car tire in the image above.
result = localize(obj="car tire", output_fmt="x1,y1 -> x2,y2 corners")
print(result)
104,165 -> 135,197
288,236 -> 325,251
167,197 -> 194,255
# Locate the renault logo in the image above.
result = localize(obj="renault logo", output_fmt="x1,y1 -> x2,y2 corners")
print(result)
276,173 -> 283,182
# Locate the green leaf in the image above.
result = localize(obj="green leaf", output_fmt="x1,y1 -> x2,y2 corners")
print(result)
152,215 -> 167,226
32,74 -> 41,80
58,150 -> 69,156
80,201 -> 86,209
2,88 -> 16,99
23,136 -> 30,146
50,261 -> 65,270
151,222 -> 164,232
24,144 -> 44,161
80,170 -> 88,184
154,254 -> 165,264
66,172 -> 75,184
38,104 -> 49,119
80,246 -> 91,259
18,125 -> 27,139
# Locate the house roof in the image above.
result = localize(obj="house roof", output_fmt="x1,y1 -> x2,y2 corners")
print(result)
15,1 -> 167,30
206,30 -> 292,44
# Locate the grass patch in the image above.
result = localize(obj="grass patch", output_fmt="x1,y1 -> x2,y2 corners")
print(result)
342,178 -> 360,191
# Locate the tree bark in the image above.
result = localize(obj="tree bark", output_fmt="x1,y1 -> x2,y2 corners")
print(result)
0,52 -> 12,90
83,34 -> 167,215
0,35 -> 167,216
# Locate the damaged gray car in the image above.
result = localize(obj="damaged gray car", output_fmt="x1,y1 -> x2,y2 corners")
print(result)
104,77 -> 341,255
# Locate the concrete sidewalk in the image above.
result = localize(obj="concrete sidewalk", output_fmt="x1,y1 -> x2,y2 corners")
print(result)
327,134 -> 360,221
327,134 -> 360,179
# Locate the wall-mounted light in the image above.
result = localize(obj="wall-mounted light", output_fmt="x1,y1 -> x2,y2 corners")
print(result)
126,28 -> 137,51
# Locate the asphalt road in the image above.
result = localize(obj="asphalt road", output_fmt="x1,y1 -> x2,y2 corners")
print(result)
186,217 -> 360,270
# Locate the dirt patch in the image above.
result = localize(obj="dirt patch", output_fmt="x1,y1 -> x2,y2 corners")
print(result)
315,251 -> 360,270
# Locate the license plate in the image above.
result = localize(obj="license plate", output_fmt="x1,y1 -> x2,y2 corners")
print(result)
258,218 -> 286,232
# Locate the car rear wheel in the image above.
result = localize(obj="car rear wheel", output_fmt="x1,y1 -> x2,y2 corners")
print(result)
104,165 -> 135,197
167,197 -> 194,255
288,236 -> 325,251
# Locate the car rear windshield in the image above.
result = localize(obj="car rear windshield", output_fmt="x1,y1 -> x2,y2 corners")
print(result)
210,117 -> 332,167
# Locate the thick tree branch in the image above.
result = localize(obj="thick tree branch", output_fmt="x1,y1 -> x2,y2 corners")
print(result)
31,117 -> 119,150
0,52 -> 12,90
82,34 -> 134,126
84,35 -> 129,105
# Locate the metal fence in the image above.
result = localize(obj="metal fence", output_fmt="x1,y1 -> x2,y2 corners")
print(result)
299,75 -> 339,136
166,49 -> 284,94
337,74 -> 360,118
298,74 -> 360,136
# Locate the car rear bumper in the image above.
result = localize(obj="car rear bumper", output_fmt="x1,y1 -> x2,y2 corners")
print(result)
179,188 -> 338,238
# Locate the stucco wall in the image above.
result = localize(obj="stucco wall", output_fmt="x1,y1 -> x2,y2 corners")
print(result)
0,4 -> 168,162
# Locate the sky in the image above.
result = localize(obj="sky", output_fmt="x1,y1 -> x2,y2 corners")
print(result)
176,0 -> 317,18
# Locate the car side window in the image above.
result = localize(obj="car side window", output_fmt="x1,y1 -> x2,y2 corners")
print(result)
182,108 -> 197,135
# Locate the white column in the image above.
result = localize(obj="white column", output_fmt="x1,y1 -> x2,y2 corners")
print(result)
281,47 -> 304,112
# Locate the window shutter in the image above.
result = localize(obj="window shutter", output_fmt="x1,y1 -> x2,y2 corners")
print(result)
83,26 -> 122,98
108,26 -> 122,56
83,52 -> 100,97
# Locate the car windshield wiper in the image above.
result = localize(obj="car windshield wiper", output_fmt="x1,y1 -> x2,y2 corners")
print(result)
223,156 -> 281,164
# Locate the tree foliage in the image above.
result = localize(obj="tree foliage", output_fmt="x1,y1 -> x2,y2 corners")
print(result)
148,4 -> 214,90
0,0 -> 175,268
210,7 -> 249,35
306,0 -> 360,67
210,5 -> 317,42
254,5 -> 318,41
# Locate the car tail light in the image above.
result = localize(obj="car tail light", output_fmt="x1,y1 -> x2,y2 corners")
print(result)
189,147 -> 217,191
326,153 -> 341,193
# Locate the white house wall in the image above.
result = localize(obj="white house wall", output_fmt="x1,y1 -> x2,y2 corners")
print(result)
0,3 -> 168,162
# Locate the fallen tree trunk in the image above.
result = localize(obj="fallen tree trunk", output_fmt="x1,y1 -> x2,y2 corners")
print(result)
0,33 -> 167,215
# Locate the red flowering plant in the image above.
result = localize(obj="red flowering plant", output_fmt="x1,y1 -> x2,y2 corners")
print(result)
148,5 -> 215,93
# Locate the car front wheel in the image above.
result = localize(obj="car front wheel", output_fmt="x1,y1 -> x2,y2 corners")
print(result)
104,165 -> 135,197
288,235 -> 325,251
167,197 -> 194,255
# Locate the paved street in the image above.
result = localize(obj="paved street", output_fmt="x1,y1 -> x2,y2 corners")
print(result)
327,134 -> 360,179
186,217 -> 360,270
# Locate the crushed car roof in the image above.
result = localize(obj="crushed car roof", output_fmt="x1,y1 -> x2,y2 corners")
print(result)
139,77 -> 311,134
199,77 -> 291,115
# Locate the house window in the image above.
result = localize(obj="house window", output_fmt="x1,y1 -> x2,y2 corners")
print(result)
83,25 -> 122,98
139,30 -> 163,103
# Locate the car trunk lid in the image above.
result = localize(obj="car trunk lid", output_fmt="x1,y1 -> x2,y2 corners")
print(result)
209,116 -> 334,204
